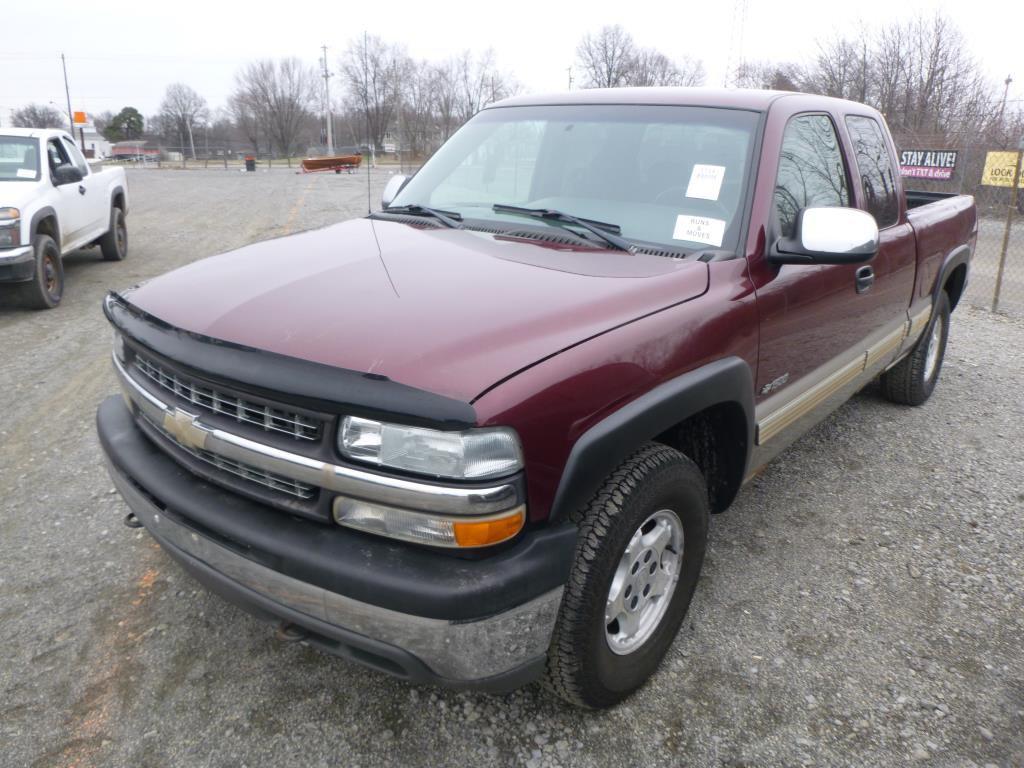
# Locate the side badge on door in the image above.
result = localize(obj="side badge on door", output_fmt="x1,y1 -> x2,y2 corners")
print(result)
760,373 -> 790,396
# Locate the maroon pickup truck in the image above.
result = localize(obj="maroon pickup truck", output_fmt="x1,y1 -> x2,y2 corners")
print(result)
97,88 -> 976,708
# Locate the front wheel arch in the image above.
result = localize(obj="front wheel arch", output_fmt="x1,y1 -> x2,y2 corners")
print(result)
549,357 -> 754,523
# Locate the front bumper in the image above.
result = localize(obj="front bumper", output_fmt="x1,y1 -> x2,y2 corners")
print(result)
98,396 -> 575,690
0,245 -> 34,283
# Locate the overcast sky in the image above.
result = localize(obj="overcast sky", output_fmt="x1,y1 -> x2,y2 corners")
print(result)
2,0 -> 1022,126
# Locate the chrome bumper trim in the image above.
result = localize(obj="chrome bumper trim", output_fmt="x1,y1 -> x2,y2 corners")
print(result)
106,457 -> 561,681
112,353 -> 522,516
0,245 -> 32,263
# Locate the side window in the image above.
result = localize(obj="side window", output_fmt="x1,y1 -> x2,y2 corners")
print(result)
47,139 -> 71,174
61,137 -> 89,175
845,116 -> 899,228
774,115 -> 850,238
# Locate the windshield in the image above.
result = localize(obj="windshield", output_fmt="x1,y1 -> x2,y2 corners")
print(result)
391,104 -> 759,252
0,136 -> 40,182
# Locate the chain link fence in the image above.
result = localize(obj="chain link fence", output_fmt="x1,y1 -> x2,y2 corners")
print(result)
899,140 -> 1024,315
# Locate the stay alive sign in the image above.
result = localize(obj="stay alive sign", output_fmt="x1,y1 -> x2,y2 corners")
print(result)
898,149 -> 959,180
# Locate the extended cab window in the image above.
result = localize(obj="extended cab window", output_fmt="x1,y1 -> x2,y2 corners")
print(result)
775,115 -> 850,238
845,116 -> 899,228
392,105 -> 759,252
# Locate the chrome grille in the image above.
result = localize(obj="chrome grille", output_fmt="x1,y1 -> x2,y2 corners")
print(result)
140,412 -> 317,500
133,354 -> 321,441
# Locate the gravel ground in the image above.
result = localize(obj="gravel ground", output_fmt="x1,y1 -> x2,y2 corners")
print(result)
1,168 -> 1022,768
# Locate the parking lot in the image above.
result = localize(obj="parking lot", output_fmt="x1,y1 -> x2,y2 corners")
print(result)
1,167 -> 1022,768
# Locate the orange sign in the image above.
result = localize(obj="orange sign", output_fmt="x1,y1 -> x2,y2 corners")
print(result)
73,111 -> 87,125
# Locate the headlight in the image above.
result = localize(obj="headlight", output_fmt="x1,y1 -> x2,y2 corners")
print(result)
0,208 -> 20,248
338,416 -> 523,480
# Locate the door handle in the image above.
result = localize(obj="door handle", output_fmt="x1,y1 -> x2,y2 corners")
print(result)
78,185 -> 86,195
855,265 -> 874,294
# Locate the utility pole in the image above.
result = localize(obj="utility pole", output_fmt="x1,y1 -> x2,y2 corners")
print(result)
321,44 -> 334,155
567,66 -> 573,90
60,53 -> 74,136
999,75 -> 1013,129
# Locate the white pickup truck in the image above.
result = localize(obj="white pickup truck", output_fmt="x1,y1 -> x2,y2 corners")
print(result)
0,128 -> 128,309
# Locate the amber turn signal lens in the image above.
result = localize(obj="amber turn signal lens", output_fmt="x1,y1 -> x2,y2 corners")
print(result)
453,508 -> 525,547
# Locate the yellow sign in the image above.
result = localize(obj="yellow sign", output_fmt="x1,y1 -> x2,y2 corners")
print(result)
73,111 -> 87,125
981,151 -> 1024,188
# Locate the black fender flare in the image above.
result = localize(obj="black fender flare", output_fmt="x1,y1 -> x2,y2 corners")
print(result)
933,243 -> 971,309
549,356 -> 755,523
109,184 -> 127,216
29,206 -> 59,244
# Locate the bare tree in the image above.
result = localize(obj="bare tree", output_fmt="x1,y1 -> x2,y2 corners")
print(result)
733,60 -> 804,91
800,13 -> 997,146
431,59 -> 463,141
576,25 -> 637,88
11,103 -> 66,129
629,50 -> 705,87
577,26 -> 707,89
159,83 -> 208,159
802,33 -> 871,102
455,49 -> 518,123
227,91 -> 263,155
340,35 -> 409,151
234,59 -> 316,164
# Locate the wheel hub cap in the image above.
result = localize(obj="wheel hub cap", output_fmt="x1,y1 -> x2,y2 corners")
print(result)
923,314 -> 943,381
605,509 -> 684,655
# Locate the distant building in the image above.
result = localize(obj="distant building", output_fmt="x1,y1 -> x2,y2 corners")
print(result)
111,141 -> 160,161
75,124 -> 112,159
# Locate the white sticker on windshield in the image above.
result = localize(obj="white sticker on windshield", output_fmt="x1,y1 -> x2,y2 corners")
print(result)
685,164 -> 726,201
673,214 -> 726,247
16,168 -> 35,179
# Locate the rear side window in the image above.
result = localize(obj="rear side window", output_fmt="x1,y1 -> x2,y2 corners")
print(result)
845,116 -> 899,228
774,115 -> 850,238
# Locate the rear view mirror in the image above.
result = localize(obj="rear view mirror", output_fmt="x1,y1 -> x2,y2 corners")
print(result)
770,207 -> 879,265
381,174 -> 409,209
53,164 -> 83,185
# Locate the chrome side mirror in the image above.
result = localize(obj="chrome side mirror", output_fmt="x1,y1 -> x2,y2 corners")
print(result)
381,174 -> 409,209
771,207 -> 879,265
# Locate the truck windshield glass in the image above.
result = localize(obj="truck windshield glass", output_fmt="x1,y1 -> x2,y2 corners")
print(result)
391,104 -> 759,252
0,137 -> 40,182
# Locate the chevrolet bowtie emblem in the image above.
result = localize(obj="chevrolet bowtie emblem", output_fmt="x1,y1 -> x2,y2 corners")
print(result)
163,408 -> 209,451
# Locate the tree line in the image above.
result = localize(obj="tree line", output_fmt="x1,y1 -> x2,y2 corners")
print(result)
8,16 -> 1021,164
733,14 -> 1023,149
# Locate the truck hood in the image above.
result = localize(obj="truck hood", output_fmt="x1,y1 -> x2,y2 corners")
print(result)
0,179 -> 43,210
124,218 -> 709,402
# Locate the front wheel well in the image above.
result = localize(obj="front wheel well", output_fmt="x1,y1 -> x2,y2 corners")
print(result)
654,402 -> 747,514
111,191 -> 126,212
34,214 -> 58,242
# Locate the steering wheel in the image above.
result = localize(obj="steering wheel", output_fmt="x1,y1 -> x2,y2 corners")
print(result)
653,186 -> 730,221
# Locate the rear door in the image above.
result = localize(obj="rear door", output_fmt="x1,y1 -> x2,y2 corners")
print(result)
842,115 -> 917,339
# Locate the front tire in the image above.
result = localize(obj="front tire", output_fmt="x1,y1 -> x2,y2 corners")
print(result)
880,291 -> 950,406
14,234 -> 64,310
99,207 -> 127,261
544,442 -> 709,708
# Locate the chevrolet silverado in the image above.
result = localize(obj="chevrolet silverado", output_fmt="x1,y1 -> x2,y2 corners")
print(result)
97,88 -> 975,708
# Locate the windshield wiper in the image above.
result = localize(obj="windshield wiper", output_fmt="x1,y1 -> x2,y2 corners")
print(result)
491,204 -> 635,253
377,204 -> 463,229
